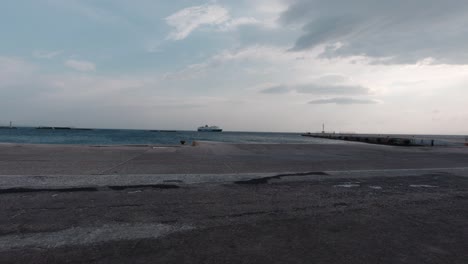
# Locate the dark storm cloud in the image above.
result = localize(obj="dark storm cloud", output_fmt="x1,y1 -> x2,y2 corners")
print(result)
308,97 -> 379,105
292,16 -> 360,51
281,0 -> 468,64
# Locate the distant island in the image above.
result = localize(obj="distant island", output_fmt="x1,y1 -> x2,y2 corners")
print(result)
36,127 -> 93,131
150,130 -> 177,132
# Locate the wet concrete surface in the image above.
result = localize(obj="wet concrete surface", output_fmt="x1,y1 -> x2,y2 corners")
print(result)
1,143 -> 468,263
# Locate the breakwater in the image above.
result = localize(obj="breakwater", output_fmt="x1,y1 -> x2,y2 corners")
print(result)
302,133 -> 467,147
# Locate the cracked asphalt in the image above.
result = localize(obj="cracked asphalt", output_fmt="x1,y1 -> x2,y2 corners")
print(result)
0,142 -> 468,263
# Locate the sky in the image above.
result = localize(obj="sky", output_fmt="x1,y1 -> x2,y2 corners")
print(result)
1,0 -> 468,134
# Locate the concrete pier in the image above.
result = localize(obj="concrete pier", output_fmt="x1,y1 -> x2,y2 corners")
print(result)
302,132 -> 466,147
0,142 -> 467,263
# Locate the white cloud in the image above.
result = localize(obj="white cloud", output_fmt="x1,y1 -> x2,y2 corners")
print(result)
171,44 -> 468,99
219,17 -> 260,31
165,5 -> 230,40
33,50 -> 63,59
250,0 -> 287,15
165,4 -> 273,40
247,0 -> 288,28
308,97 -> 380,105
65,59 -> 96,72
260,83 -> 371,95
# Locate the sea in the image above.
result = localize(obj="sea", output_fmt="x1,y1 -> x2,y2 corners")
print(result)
0,127 -> 465,146
0,127 -> 331,145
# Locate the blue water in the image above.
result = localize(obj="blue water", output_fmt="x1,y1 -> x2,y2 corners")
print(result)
2,127 -> 465,146
0,127 -> 332,145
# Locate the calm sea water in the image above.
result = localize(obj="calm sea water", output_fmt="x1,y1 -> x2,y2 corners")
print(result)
0,127 -> 333,145
0,127 -> 465,146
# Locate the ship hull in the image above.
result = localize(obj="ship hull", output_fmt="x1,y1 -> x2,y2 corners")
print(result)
197,129 -> 222,132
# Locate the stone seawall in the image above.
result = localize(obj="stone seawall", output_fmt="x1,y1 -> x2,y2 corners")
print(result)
302,133 -> 464,147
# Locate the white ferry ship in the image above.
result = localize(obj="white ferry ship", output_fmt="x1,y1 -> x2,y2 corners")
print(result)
197,125 -> 222,132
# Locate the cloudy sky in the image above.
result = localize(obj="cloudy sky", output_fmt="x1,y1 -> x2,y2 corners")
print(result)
1,0 -> 468,134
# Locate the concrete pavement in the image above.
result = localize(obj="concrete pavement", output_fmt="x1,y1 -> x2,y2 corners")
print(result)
0,142 -> 467,263
1,142 -> 468,175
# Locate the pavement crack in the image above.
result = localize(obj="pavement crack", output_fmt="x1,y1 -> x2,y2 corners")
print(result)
276,171 -> 329,177
0,184 -> 181,195
234,171 -> 328,185
0,187 -> 98,194
208,210 -> 283,219
108,204 -> 145,208
108,184 -> 180,190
